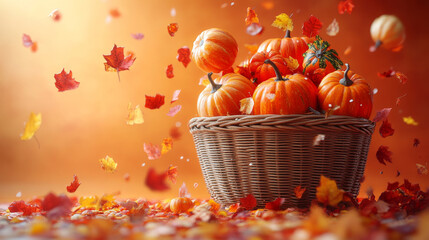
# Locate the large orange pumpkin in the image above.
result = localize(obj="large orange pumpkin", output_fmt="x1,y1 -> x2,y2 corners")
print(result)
253,59 -> 317,115
170,197 -> 194,214
192,28 -> 238,73
197,73 -> 255,117
303,36 -> 343,87
248,50 -> 290,84
318,64 -> 373,119
370,15 -> 405,52
257,30 -> 313,73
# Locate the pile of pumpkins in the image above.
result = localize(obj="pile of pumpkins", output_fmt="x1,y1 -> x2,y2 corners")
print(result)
191,15 -> 405,120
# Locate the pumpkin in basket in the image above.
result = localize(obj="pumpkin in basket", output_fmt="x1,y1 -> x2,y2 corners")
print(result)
170,197 -> 194,214
257,30 -> 313,73
370,15 -> 405,52
248,50 -> 290,84
318,63 -> 373,119
303,36 -> 343,87
253,59 -> 317,115
192,28 -> 238,73
197,72 -> 255,117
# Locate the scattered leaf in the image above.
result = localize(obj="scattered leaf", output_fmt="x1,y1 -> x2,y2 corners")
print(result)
265,198 -> 285,210
338,0 -> 355,15
326,19 -> 339,36
143,143 -> 161,160
145,94 -> 165,109
284,56 -> 299,71
103,44 -> 136,81
54,69 -> 80,92
99,156 -> 117,173
376,145 -> 392,165
316,175 -> 344,207
131,33 -> 144,40
416,164 -> 428,175
302,15 -> 323,38
166,64 -> 174,78
167,23 -> 179,37
313,134 -> 325,146
161,137 -> 173,154
41,193 -> 73,219
22,34 -> 33,47
167,165 -> 178,184
145,168 -> 169,191
413,138 -> 420,147
177,46 -> 191,67
31,42 -> 38,52
246,22 -> 264,36
8,200 -> 39,216
239,97 -> 254,115
170,90 -> 181,103
395,72 -> 408,84
294,186 -> 306,199
240,194 -> 257,210
403,116 -> 418,126
109,9 -> 121,18
245,7 -> 259,25
126,103 -> 144,125
66,175 -> 80,193
48,9 -> 61,21
167,105 -> 182,117
373,108 -> 392,122
170,126 -> 182,140
379,119 -> 394,138
244,44 -> 259,54
179,182 -> 191,198
21,113 -> 42,141
344,46 -> 352,55
272,13 -> 293,32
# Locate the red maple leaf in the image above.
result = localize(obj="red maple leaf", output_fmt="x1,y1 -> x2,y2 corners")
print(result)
167,23 -> 179,37
166,64 -> 174,78
379,119 -> 395,138
8,200 -> 39,216
265,197 -> 285,210
294,185 -> 306,199
145,168 -> 169,191
338,0 -> 355,15
302,16 -> 322,38
145,94 -> 165,109
376,145 -> 392,165
66,175 -> 81,193
41,192 -> 74,219
177,46 -> 191,68
240,194 -> 257,210
103,44 -> 136,81
54,69 -> 80,92
373,108 -> 392,123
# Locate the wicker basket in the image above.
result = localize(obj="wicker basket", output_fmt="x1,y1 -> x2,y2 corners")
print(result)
189,114 -> 375,208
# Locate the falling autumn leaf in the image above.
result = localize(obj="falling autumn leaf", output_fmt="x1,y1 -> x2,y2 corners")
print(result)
131,33 -> 144,40
395,72 -> 408,84
66,175 -> 80,193
177,46 -> 191,68
413,138 -> 420,147
285,56 -> 299,71
161,137 -> 173,154
302,15 -> 323,38
145,94 -> 165,109
373,108 -> 392,123
344,46 -> 352,55
416,164 -> 428,175
245,7 -> 259,26
167,23 -> 179,37
239,97 -> 254,115
54,69 -> 80,92
170,90 -> 181,103
170,126 -> 182,140
376,145 -> 392,165
145,168 -> 169,191
22,34 -> 33,47
179,182 -> 191,198
166,105 -> 182,117
103,44 -> 136,81
126,103 -> 144,125
143,143 -> 161,160
265,198 -> 285,211
326,19 -> 339,36
240,194 -> 257,210
294,186 -> 306,199
167,165 -> 178,184
244,44 -> 259,54
272,13 -> 293,32
379,119 -> 394,138
8,200 -> 38,216
109,9 -> 120,18
403,116 -> 418,126
316,175 -> 344,207
338,0 -> 355,14
21,113 -> 42,141
166,64 -> 174,78
48,9 -> 61,21
99,156 -> 117,173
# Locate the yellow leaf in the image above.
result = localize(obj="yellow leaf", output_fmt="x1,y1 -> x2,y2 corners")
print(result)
100,194 -> 116,210
79,196 -> 100,208
316,175 -> 344,207
161,137 -> 173,154
272,13 -> 293,32
21,112 -> 42,140
104,62 -> 117,72
30,218 -> 50,235
403,116 -> 418,126
285,56 -> 299,71
99,155 -> 117,173
239,97 -> 254,115
302,205 -> 331,235
126,103 -> 144,125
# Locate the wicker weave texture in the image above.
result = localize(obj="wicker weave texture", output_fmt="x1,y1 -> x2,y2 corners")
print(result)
189,114 -> 375,208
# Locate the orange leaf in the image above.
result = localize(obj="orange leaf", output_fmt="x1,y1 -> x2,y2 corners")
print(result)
167,23 -> 179,37
177,46 -> 191,68
245,7 -> 259,26
145,168 -> 169,191
167,165 -> 178,184
244,44 -> 259,54
316,175 -> 344,207
294,185 -> 306,199
66,175 -> 80,193
161,137 -> 173,154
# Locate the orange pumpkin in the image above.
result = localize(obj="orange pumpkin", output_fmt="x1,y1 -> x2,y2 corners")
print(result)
170,197 -> 194,214
370,15 -> 405,52
197,73 -> 255,117
318,64 -> 373,119
257,30 -> 313,73
303,36 -> 343,87
248,51 -> 290,84
192,28 -> 238,73
253,59 -> 317,115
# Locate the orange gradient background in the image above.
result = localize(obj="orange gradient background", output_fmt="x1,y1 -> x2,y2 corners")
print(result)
0,0 -> 428,203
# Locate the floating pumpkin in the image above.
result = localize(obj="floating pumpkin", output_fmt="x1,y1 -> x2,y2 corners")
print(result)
248,50 -> 290,84
303,36 -> 343,87
197,73 -> 255,117
170,197 -> 194,214
318,64 -> 373,119
253,59 -> 317,115
192,28 -> 238,73
370,15 -> 405,52
257,30 -> 313,73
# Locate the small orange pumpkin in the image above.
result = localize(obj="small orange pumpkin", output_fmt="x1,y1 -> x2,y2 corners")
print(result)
192,28 -> 238,73
370,15 -> 405,52
248,50 -> 290,84
253,59 -> 317,115
197,73 -> 255,117
257,30 -> 313,73
170,197 -> 194,214
318,64 -> 373,119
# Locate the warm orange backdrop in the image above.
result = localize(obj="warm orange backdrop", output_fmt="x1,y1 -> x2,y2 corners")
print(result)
0,0 -> 428,202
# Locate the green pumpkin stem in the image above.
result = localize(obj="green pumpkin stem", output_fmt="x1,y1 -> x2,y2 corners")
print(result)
207,72 -> 222,93
339,63 -> 353,86
264,59 -> 287,81
284,30 -> 291,38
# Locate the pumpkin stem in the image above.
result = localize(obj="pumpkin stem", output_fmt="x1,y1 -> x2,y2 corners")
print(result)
207,72 -> 222,93
284,30 -> 291,38
264,59 -> 287,81
339,63 -> 353,86
374,40 -> 382,50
